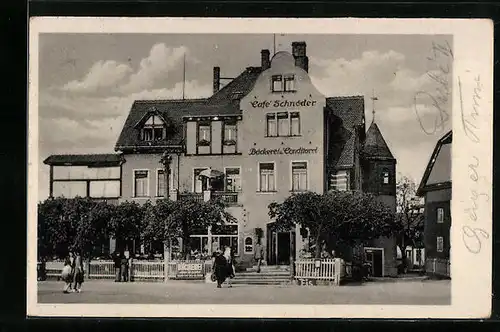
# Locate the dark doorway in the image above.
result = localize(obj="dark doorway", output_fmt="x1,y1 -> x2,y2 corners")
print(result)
365,248 -> 384,277
277,232 -> 291,265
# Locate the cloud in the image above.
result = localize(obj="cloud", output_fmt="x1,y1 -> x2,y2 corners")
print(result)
120,44 -> 192,94
61,60 -> 132,93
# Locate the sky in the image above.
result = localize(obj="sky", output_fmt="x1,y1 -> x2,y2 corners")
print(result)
37,33 -> 453,201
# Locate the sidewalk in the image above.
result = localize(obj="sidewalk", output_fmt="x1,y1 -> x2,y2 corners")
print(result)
37,279 -> 451,305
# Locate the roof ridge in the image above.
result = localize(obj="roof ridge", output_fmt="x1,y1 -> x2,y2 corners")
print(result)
326,95 -> 364,100
134,98 -> 207,104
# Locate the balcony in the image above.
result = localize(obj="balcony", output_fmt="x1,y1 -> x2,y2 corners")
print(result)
177,191 -> 239,206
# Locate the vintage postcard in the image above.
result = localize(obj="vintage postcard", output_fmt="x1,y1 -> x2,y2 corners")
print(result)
28,18 -> 493,318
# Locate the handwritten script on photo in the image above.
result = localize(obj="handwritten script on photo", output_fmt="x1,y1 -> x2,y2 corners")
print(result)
459,74 -> 490,254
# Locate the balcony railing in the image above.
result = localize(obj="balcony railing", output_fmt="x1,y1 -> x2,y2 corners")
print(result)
212,191 -> 239,206
177,191 -> 239,206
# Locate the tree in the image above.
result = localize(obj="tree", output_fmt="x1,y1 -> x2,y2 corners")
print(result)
37,197 -> 114,260
109,201 -> 144,253
268,191 -> 396,259
395,175 -> 425,272
141,199 -> 177,254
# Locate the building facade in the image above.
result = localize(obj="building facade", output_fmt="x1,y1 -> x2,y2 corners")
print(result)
44,41 -> 398,276
417,131 -> 452,271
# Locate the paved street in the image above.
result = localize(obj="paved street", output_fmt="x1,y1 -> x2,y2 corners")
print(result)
38,279 -> 450,305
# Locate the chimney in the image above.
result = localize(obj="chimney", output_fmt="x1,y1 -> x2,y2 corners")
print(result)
213,66 -> 220,94
292,41 -> 309,72
261,49 -> 270,70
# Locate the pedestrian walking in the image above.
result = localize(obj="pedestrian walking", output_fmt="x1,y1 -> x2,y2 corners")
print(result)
254,241 -> 264,273
72,251 -> 84,293
121,252 -> 129,282
61,253 -> 74,293
223,246 -> 235,288
212,249 -> 228,288
113,250 -> 121,282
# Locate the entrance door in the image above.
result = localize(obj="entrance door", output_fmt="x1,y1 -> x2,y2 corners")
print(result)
277,232 -> 290,265
365,248 -> 383,277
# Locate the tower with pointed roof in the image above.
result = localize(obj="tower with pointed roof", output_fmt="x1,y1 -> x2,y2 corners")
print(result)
361,118 -> 398,276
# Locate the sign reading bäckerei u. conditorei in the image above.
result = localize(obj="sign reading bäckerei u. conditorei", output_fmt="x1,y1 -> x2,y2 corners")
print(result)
249,147 -> 319,155
250,99 -> 318,108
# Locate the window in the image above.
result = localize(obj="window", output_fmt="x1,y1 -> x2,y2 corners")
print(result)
266,112 -> 301,137
259,162 -> 276,192
225,167 -> 241,192
382,169 -> 390,184
223,121 -> 237,145
89,180 -> 120,198
290,112 -> 300,136
134,170 -> 149,197
266,113 -> 277,137
272,75 -> 283,92
157,169 -> 166,197
189,224 -> 239,256
52,181 -> 87,198
292,161 -> 308,191
198,122 -> 211,145
277,112 -> 289,136
141,115 -> 165,141
284,74 -> 296,92
193,168 -> 207,193
437,207 -> 444,223
437,236 -> 444,252
244,237 -> 253,254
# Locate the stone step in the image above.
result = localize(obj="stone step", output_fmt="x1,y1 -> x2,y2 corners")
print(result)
246,266 -> 291,272
230,279 -> 292,285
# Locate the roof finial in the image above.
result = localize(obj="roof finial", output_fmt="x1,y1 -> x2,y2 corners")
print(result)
371,89 -> 378,124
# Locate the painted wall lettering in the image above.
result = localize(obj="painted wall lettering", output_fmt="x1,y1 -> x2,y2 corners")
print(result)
250,99 -> 317,108
249,147 -> 319,155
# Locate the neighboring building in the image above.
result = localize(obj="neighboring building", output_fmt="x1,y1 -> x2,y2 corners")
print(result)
44,42 -> 398,276
43,153 -> 125,254
417,131 -> 452,275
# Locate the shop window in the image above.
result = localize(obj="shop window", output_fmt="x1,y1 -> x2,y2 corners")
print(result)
197,122 -> 211,146
133,170 -> 149,197
284,74 -> 296,92
382,169 -> 390,184
225,167 -> 241,192
189,225 -> 239,257
266,113 -> 277,137
223,120 -> 237,145
437,236 -> 444,252
259,162 -> 276,192
437,207 -> 444,223
244,237 -> 254,253
271,75 -> 283,92
291,161 -> 308,191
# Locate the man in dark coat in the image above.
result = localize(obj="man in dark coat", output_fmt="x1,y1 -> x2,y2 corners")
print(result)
113,251 -> 121,282
212,251 -> 228,288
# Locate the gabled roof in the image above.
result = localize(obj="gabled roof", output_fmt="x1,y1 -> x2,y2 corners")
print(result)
363,122 -> 395,160
325,96 -> 365,168
44,153 -> 123,167
417,131 -> 452,196
115,67 -> 262,152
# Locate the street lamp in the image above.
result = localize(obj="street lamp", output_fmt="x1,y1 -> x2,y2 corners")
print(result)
160,152 -> 173,283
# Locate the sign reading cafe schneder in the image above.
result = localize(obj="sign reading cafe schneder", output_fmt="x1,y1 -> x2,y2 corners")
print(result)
250,99 -> 317,108
249,147 -> 319,155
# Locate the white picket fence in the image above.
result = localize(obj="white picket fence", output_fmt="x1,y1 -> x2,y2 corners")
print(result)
294,258 -> 343,285
425,258 -> 450,278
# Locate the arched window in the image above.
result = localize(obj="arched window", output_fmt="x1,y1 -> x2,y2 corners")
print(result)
244,237 -> 253,254
382,169 -> 390,185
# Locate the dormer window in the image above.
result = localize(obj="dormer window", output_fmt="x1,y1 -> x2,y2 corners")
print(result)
141,115 -> 165,141
223,120 -> 237,146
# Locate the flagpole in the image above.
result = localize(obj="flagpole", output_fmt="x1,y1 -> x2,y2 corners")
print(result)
273,34 -> 276,55
182,52 -> 186,100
